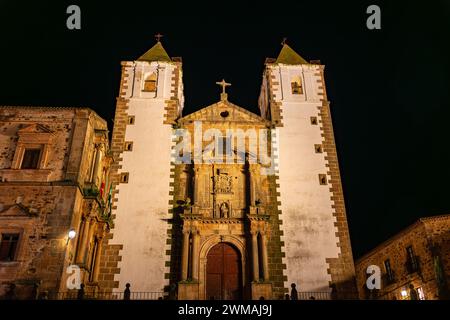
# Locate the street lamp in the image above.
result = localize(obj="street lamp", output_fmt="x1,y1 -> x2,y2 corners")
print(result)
401,290 -> 408,299
67,229 -> 77,245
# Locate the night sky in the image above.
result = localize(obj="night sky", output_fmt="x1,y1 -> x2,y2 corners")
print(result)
1,1 -> 449,259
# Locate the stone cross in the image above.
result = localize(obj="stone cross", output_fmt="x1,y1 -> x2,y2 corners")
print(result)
216,79 -> 231,101
155,33 -> 163,42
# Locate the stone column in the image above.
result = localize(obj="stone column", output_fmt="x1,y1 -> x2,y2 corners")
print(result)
92,236 -> 103,282
75,218 -> 86,261
191,229 -> 199,281
251,231 -> 259,281
92,144 -> 103,186
260,233 -> 269,281
249,164 -> 260,207
76,217 -> 91,265
86,220 -> 97,265
193,165 -> 200,206
89,146 -> 99,183
181,231 -> 190,281
249,165 -> 256,206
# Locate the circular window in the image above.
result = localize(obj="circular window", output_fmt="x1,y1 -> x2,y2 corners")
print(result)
220,111 -> 229,118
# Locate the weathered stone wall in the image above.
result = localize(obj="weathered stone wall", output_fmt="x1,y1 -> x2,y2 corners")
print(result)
0,106 -> 111,299
355,215 -> 450,300
0,185 -> 79,297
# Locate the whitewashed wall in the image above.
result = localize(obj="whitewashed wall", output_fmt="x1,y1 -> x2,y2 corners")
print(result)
110,61 -> 181,292
269,64 -> 341,292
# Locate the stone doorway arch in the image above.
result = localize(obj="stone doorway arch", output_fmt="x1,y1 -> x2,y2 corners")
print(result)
199,235 -> 246,300
206,242 -> 242,300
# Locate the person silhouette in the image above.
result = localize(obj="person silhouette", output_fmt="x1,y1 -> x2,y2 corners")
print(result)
124,283 -> 131,300
290,283 -> 298,300
409,284 -> 418,300
77,283 -> 85,300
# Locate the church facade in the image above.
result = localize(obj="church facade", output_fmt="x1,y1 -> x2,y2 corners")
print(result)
99,39 -> 357,300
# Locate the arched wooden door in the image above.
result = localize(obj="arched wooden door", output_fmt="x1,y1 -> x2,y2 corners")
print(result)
206,243 -> 242,300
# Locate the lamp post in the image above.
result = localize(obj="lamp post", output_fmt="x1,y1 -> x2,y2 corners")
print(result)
401,289 -> 408,300
66,229 -> 76,245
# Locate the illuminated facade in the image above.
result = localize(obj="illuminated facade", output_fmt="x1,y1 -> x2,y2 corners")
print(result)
100,40 -> 356,300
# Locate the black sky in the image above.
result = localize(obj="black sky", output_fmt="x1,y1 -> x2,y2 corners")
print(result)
1,1 -> 450,259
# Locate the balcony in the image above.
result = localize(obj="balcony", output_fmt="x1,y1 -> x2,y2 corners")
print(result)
382,273 -> 396,287
405,256 -> 421,274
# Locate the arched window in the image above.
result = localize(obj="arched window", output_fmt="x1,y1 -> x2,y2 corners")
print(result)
143,73 -> 157,92
291,76 -> 303,95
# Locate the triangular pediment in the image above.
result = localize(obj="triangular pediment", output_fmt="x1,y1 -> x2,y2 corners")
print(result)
18,124 -> 54,134
0,203 -> 37,217
180,100 -> 266,124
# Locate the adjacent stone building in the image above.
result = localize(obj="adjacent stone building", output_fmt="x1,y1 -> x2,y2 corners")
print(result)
0,106 -> 112,299
355,214 -> 450,300
99,39 -> 357,300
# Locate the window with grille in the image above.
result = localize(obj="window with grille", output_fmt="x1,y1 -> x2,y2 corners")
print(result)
0,233 -> 20,261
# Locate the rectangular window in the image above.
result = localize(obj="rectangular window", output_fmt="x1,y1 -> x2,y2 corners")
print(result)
319,174 -> 328,185
417,287 -> 425,300
406,246 -> 419,273
314,144 -> 323,153
221,136 -> 232,158
0,233 -> 20,261
120,172 -> 129,183
124,141 -> 133,152
21,149 -> 41,169
384,259 -> 394,282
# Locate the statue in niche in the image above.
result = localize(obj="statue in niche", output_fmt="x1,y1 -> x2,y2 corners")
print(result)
219,202 -> 229,218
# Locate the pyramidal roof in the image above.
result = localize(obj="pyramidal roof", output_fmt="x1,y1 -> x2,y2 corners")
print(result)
137,41 -> 172,62
276,44 -> 309,65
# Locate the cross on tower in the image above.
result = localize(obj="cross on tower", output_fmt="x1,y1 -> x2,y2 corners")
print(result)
281,37 -> 287,46
155,33 -> 163,42
216,79 -> 231,101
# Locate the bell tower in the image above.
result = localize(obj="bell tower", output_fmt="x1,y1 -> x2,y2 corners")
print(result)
259,42 -> 356,297
99,36 -> 184,296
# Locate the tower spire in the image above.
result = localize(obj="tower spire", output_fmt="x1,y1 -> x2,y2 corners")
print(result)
137,34 -> 171,62
276,41 -> 309,65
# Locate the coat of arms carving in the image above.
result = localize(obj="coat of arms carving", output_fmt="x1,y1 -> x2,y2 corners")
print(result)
214,174 -> 233,194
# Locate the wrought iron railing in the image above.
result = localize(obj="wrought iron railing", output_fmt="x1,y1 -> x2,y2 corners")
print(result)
295,291 -> 357,300
45,291 -> 165,300
296,292 -> 332,300
2,290 -> 359,300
